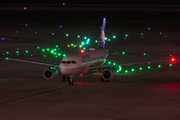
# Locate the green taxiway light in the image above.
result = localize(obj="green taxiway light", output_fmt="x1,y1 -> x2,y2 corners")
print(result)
159,32 -> 162,34
95,40 -> 98,43
25,50 -> 28,53
16,51 -> 19,54
131,68 -> 135,72
77,35 -> 80,38
43,55 -> 46,57
16,31 -> 18,33
158,65 -> 161,68
71,43 -> 74,47
58,53 -> 61,56
113,35 -> 116,39
125,34 -> 128,37
108,39 -> 111,41
119,66 -> 122,71
66,34 -> 69,37
113,63 -> 116,65
6,52 -> 9,54
35,32 -> 37,34
122,51 -> 125,55
52,33 -> 54,35
47,48 -> 50,51
63,54 -> 66,57
108,61 -> 111,64
105,37 -> 107,40
139,67 -> 142,70
83,47 -> 86,50
17,48 -> 19,50
42,49 -> 45,52
5,57 -> 8,60
84,37 -> 87,39
56,45 -> 59,48
81,42 -> 85,45
143,53 -> 146,56
141,33 -> 143,35
125,70 -> 128,73
30,54 -> 33,56
37,47 -> 40,49
147,66 -> 151,69
169,63 -> 172,67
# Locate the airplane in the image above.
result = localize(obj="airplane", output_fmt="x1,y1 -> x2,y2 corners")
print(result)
7,18 -> 175,85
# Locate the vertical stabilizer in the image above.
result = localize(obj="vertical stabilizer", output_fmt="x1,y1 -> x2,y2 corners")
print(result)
98,18 -> 106,49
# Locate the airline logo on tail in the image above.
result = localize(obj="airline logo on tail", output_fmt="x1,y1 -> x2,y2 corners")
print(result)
98,18 -> 106,49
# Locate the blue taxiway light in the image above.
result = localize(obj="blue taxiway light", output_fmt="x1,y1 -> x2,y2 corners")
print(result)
148,27 -> 150,30
60,25 -> 62,28
2,38 -> 4,40
25,24 -> 28,27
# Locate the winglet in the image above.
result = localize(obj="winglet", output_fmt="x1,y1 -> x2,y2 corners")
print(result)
98,18 -> 106,49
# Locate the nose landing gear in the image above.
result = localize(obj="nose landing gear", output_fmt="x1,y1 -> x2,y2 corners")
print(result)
63,75 -> 73,85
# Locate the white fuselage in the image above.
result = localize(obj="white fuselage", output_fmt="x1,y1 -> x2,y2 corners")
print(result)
59,49 -> 109,75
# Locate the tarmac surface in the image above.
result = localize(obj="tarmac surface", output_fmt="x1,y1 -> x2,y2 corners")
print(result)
1,6 -> 180,120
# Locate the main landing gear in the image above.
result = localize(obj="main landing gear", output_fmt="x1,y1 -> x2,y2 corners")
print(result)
63,75 -> 73,86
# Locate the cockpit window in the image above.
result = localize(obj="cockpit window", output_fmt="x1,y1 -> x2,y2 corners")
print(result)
67,61 -> 71,64
72,61 -> 76,64
61,61 -> 66,64
61,60 -> 76,64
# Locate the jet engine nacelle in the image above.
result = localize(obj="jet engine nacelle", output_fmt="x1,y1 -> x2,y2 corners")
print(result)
43,67 -> 58,80
101,69 -> 115,81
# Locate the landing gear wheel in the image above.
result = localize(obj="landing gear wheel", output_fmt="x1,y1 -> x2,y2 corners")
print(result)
101,76 -> 104,82
68,75 -> 73,86
63,75 -> 66,81
69,80 -> 73,86
67,76 -> 70,82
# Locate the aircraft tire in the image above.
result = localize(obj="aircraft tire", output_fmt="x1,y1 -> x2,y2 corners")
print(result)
63,75 -> 66,81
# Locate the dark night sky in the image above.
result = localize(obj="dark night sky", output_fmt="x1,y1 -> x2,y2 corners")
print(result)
0,0 -> 179,5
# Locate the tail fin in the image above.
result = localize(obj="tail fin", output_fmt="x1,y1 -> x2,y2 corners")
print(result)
98,18 -> 106,49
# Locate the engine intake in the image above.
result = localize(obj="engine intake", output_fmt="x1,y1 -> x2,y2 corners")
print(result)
101,69 -> 115,81
43,67 -> 58,80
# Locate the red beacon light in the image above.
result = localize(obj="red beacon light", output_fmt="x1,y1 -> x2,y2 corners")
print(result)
80,73 -> 83,76
80,50 -> 84,53
171,58 -> 175,62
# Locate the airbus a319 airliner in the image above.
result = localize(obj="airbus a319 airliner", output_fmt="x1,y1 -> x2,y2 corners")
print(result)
8,18 -> 175,85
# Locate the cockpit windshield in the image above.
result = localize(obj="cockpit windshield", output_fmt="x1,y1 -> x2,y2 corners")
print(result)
61,60 -> 77,64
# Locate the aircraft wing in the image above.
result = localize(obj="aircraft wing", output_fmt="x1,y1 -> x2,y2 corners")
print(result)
117,59 -> 171,66
90,59 -> 173,70
8,58 -> 59,67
